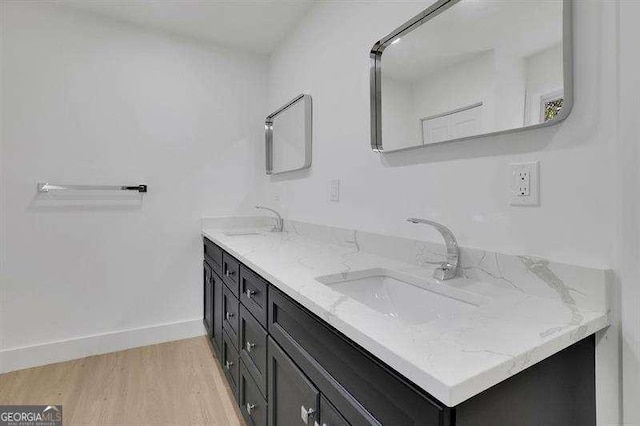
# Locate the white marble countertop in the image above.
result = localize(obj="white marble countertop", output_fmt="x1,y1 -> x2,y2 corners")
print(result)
202,223 -> 609,407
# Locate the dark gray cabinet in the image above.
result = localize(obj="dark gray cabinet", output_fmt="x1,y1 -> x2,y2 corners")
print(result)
268,337 -> 319,426
203,237 -> 596,426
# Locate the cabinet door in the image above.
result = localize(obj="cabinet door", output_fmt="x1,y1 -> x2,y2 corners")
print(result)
203,261 -> 213,336
223,284 -> 240,348
240,305 -> 268,396
212,269 -> 224,356
240,362 -> 268,426
318,396 -> 349,426
222,330 -> 240,401
268,337 -> 319,426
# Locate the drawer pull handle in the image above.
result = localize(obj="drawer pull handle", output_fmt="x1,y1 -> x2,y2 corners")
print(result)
226,269 -> 236,277
225,361 -> 234,369
246,403 -> 256,416
245,289 -> 257,299
245,341 -> 256,353
225,312 -> 235,320
301,406 -> 315,425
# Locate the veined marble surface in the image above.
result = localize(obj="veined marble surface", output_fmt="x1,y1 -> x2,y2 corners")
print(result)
201,216 -> 610,406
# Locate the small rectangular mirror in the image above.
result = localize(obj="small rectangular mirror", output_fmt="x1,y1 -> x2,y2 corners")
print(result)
370,0 -> 572,152
265,94 -> 312,175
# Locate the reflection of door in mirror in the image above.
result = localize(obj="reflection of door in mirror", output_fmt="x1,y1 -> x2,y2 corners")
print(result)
420,103 -> 483,145
375,0 -> 568,152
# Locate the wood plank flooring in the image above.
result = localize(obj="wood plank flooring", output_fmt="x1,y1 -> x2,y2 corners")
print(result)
0,336 -> 244,425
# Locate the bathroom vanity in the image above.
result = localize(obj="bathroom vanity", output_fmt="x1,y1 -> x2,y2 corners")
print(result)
201,220 -> 608,426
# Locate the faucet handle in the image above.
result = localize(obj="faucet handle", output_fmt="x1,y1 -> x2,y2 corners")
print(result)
433,264 -> 457,281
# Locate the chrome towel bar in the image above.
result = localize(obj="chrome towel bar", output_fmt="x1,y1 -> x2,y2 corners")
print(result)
38,183 -> 148,193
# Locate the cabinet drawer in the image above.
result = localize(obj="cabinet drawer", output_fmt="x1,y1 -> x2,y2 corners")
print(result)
269,286 -> 447,426
240,266 -> 268,326
203,238 -> 223,277
222,329 -> 240,401
267,337 -> 319,426
223,284 -> 240,348
320,395 -> 349,426
240,305 -> 268,396
240,362 -> 268,426
223,253 -> 240,295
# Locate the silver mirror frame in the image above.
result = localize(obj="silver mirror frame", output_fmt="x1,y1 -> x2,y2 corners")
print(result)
369,0 -> 574,153
265,94 -> 313,175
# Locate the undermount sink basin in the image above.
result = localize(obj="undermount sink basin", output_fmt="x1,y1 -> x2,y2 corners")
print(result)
223,231 -> 263,237
315,268 -> 485,325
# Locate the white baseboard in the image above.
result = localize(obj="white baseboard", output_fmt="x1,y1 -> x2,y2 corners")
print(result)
0,318 -> 206,374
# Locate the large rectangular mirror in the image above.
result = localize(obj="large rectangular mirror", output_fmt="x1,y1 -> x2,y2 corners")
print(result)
370,0 -> 572,152
265,94 -> 312,175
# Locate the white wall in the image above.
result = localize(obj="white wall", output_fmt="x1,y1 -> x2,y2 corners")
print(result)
618,2 -> 640,424
264,0 -> 617,270
0,3 -> 266,370
381,76 -> 420,151
493,51 -> 526,132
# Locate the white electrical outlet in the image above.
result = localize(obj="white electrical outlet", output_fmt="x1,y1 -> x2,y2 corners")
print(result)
329,179 -> 340,202
510,162 -> 539,206
516,170 -> 530,196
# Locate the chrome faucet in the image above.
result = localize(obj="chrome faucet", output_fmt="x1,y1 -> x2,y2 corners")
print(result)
407,218 -> 459,281
255,205 -> 283,232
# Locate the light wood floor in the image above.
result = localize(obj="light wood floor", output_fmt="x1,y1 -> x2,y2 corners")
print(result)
0,336 -> 245,425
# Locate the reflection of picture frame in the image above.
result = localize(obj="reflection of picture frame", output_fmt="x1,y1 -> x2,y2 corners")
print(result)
539,89 -> 565,123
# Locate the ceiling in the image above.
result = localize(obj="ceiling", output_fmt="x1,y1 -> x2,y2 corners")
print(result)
383,0 -> 564,82
61,0 -> 316,54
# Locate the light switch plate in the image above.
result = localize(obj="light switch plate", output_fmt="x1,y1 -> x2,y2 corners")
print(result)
329,179 -> 340,202
510,161 -> 539,206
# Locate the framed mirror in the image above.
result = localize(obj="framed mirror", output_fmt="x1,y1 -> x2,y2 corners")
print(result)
265,94 -> 312,175
370,0 -> 572,152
